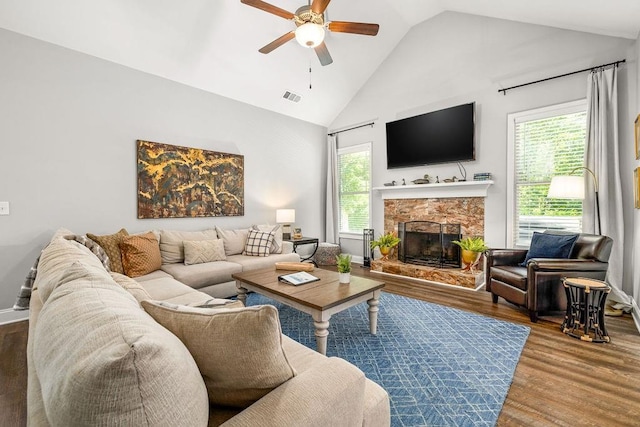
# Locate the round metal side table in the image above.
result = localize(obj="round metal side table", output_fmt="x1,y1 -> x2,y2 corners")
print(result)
561,277 -> 611,343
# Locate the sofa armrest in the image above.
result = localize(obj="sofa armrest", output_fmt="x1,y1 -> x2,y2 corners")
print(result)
281,241 -> 294,254
221,357 -> 367,427
528,258 -> 609,272
486,248 -> 528,267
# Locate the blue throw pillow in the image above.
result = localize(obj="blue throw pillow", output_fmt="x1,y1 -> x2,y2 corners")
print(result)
521,232 -> 579,266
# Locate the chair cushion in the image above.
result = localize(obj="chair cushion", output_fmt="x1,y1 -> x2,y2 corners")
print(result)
141,301 -> 296,408
521,232 -> 578,266
490,265 -> 528,291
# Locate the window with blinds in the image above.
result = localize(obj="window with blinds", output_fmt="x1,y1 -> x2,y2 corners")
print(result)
338,143 -> 371,235
507,101 -> 587,247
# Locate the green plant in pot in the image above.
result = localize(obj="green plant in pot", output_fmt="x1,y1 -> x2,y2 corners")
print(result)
370,232 -> 401,260
336,253 -> 352,284
451,236 -> 489,272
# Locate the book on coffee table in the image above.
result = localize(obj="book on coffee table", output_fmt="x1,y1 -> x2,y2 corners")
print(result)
278,271 -> 320,286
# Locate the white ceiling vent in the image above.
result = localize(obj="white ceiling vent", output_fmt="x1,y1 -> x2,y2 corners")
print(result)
283,91 -> 301,103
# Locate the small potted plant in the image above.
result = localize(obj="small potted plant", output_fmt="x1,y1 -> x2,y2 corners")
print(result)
370,232 -> 401,259
336,253 -> 352,284
451,236 -> 489,272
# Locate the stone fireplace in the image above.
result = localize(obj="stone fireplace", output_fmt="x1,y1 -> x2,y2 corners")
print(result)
371,181 -> 493,289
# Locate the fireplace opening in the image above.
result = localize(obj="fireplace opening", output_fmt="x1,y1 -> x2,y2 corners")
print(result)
398,221 -> 462,268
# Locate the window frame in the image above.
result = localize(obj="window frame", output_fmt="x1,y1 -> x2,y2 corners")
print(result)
506,99 -> 587,248
337,142 -> 372,240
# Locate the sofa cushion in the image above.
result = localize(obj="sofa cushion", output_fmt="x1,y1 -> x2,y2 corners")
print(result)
184,239 -> 226,265
226,252 -> 301,271
521,232 -> 579,266
120,232 -> 162,277
216,227 -> 249,255
161,261 -> 243,289
252,224 -> 283,254
243,229 -> 274,257
110,272 -> 153,304
87,228 -> 129,274
141,301 -> 296,408
132,269 -> 174,282
34,263 -> 209,426
159,229 -> 218,264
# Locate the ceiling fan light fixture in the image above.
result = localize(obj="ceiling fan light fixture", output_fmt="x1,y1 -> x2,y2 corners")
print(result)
295,22 -> 325,48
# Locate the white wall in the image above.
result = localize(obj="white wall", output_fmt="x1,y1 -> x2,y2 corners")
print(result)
331,12 -> 636,296
633,33 -> 640,325
0,29 -> 326,309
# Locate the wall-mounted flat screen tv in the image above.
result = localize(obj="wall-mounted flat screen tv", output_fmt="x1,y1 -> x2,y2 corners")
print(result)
386,102 -> 475,169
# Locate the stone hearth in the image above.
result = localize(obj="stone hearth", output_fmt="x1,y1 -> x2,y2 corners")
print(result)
371,258 -> 484,289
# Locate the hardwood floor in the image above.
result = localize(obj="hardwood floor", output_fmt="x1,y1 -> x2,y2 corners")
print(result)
1,268 -> 639,426
345,266 -> 640,427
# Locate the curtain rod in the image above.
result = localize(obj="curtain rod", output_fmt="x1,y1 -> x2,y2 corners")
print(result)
498,59 -> 626,95
328,121 -> 374,136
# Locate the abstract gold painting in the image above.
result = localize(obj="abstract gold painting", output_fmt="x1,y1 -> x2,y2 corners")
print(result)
137,140 -> 244,218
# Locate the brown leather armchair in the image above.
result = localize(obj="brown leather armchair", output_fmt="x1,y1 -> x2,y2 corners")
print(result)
485,232 -> 613,322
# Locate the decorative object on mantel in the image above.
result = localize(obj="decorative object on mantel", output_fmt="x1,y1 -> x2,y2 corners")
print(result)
370,232 -> 401,260
336,253 -> 352,284
452,237 -> 489,273
456,162 -> 467,181
383,181 -> 396,186
474,172 -> 492,181
136,140 -> 244,219
442,176 -> 459,183
412,174 -> 431,185
402,179 -> 406,185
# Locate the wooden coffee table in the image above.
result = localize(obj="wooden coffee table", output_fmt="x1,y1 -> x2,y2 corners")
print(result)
233,268 -> 385,355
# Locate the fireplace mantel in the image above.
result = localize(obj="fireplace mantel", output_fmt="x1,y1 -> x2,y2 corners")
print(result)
373,180 -> 493,199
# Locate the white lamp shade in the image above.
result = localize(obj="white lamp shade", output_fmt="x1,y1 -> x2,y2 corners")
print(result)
295,23 -> 325,48
276,209 -> 296,223
547,176 -> 585,199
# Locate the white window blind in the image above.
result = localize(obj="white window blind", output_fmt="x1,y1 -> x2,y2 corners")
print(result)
508,101 -> 586,247
338,143 -> 371,235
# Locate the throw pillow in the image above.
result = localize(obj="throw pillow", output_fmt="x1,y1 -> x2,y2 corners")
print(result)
252,224 -> 283,254
120,232 -> 162,277
87,228 -> 129,274
183,239 -> 226,265
521,232 -> 579,266
159,229 -> 218,264
215,227 -> 249,255
140,301 -> 296,408
243,229 -> 274,257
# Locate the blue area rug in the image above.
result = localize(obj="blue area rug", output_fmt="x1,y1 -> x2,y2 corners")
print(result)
246,292 -> 530,427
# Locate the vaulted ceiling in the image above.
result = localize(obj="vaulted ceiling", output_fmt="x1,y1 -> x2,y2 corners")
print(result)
1,0 -> 638,126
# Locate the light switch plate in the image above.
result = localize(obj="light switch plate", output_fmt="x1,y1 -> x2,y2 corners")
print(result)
0,201 -> 9,215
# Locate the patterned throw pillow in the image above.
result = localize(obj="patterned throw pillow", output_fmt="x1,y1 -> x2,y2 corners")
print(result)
87,228 -> 129,274
141,301 -> 296,408
120,232 -> 162,277
251,224 -> 283,254
183,239 -> 226,265
243,229 -> 274,257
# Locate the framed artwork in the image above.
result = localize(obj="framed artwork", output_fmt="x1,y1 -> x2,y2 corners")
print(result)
635,167 -> 640,209
636,114 -> 640,160
137,140 -> 244,219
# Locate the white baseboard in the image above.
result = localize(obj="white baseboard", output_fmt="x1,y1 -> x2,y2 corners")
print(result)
0,308 -> 29,325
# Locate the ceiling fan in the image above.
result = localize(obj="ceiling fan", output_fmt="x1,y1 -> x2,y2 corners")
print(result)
240,0 -> 379,66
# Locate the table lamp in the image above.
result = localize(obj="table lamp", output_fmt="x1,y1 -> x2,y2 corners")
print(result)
547,166 -> 600,235
276,209 -> 295,240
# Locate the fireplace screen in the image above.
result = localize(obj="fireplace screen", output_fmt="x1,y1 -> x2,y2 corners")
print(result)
398,221 -> 462,267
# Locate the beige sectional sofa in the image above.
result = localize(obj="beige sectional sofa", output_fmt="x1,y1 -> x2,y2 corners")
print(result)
27,230 -> 391,426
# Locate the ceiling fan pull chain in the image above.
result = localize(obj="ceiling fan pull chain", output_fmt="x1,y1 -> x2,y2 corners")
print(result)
309,66 -> 312,89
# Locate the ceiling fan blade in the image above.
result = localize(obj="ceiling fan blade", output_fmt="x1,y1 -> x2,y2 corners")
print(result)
328,21 -> 379,36
311,0 -> 331,15
258,31 -> 295,54
314,42 -> 333,66
240,0 -> 294,20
